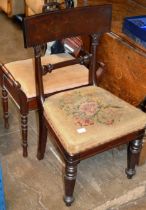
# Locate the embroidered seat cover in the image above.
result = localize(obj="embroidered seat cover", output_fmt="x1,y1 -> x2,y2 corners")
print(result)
44,86 -> 146,154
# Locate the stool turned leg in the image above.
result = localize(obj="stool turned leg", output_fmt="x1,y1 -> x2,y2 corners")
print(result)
21,114 -> 28,157
64,156 -> 78,206
125,139 -> 143,179
2,88 -> 9,129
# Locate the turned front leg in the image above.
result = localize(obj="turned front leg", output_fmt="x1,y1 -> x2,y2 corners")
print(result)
21,114 -> 28,157
126,139 -> 143,179
64,156 -> 78,206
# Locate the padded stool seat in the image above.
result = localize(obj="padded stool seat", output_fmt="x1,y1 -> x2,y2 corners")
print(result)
3,53 -> 88,98
44,86 -> 146,154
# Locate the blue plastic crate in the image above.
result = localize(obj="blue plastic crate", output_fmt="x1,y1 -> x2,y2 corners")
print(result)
123,15 -> 146,48
0,165 -> 6,210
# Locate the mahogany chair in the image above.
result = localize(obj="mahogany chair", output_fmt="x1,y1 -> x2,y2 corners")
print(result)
0,7 -> 89,158
23,5 -> 146,206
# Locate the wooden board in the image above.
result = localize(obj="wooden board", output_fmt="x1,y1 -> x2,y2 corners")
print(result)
96,32 -> 146,165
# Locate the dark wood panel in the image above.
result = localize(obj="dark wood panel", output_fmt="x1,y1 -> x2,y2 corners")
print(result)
23,5 -> 112,47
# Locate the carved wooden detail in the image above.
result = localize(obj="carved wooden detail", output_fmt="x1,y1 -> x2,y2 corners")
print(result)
21,114 -> 28,157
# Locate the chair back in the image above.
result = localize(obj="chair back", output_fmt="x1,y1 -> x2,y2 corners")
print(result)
23,5 -> 112,106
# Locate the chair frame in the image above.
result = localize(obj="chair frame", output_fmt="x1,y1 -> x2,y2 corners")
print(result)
0,0 -> 79,157
0,65 -> 36,157
23,5 -> 145,206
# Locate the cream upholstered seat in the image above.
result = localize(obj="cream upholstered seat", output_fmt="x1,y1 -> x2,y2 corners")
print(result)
44,86 -> 146,154
1,52 -> 88,157
3,53 -> 88,98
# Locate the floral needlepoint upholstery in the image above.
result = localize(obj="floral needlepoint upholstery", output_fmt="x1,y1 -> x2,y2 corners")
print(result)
59,89 -> 122,126
44,86 -> 146,155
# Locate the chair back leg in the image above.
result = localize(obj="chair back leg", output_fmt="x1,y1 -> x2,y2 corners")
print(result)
37,114 -> 48,160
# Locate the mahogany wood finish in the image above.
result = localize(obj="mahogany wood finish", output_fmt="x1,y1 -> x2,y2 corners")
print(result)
42,53 -> 92,75
23,5 -> 145,206
23,5 -> 111,47
126,137 -> 143,179
0,65 -> 38,157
